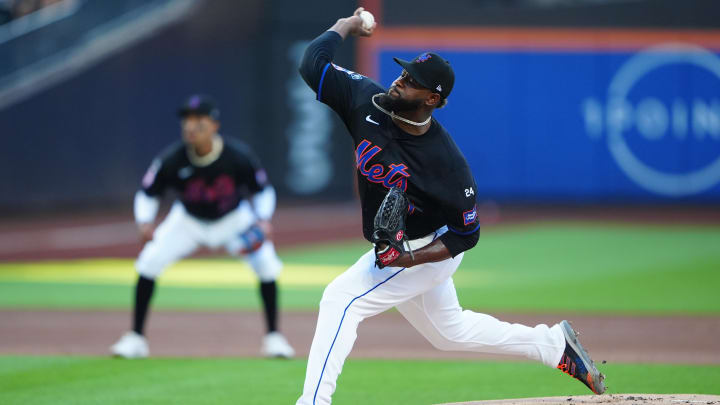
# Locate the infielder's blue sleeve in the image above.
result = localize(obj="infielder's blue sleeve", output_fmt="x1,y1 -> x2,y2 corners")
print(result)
141,143 -> 182,197
229,141 -> 268,194
141,157 -> 169,197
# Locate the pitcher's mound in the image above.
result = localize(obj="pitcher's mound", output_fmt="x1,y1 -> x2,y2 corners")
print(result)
437,394 -> 720,405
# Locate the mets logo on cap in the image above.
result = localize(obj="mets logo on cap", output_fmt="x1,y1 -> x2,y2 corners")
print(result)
416,53 -> 432,63
188,95 -> 201,108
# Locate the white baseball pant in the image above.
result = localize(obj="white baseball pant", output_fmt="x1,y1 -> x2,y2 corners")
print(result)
297,228 -> 566,405
136,201 -> 282,282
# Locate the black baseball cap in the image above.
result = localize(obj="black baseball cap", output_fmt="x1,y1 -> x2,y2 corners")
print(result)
177,94 -> 220,120
393,52 -> 455,99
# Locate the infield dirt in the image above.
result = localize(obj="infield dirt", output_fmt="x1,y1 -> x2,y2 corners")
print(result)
1,310 -> 719,364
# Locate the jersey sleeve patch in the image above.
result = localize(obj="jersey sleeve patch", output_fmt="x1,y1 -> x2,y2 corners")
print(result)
331,63 -> 364,80
142,159 -> 161,189
255,168 -> 268,186
463,204 -> 478,226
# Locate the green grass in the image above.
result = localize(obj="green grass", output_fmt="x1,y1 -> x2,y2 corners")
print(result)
2,223 -> 718,404
0,282 -> 323,311
0,356 -> 718,404
1,222 -> 719,314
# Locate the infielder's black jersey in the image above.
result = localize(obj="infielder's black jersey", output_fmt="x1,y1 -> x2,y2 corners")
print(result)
141,137 -> 268,220
299,31 -> 480,257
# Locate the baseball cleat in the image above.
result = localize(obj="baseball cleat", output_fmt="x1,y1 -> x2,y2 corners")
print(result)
557,320 -> 606,395
261,332 -> 295,359
111,331 -> 149,359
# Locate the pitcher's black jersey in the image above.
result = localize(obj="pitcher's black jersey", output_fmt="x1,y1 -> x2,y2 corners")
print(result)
140,137 -> 267,220
299,31 -> 479,257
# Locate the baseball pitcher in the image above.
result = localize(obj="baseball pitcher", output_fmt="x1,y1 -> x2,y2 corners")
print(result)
295,8 -> 606,405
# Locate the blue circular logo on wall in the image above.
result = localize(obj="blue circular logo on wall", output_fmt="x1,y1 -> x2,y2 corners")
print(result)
606,43 -> 720,196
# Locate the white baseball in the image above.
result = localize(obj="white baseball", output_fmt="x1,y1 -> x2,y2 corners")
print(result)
359,10 -> 375,30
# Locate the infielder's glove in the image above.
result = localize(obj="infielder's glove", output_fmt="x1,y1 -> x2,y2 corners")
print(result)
237,224 -> 265,254
371,187 -> 413,268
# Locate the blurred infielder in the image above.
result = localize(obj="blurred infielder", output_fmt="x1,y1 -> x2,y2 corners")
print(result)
111,94 -> 294,359
295,8 -> 606,404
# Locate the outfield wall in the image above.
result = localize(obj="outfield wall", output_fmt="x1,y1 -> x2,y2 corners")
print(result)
1,0 -> 719,213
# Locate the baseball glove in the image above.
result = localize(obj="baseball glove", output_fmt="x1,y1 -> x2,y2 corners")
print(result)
237,224 -> 265,254
371,186 -> 413,268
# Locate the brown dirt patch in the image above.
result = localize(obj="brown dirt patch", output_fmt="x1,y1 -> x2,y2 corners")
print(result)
438,394 -> 720,405
1,311 -> 719,364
